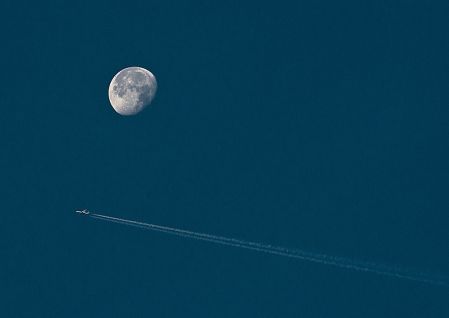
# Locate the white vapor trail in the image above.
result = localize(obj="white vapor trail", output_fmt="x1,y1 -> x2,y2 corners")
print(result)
88,212 -> 448,287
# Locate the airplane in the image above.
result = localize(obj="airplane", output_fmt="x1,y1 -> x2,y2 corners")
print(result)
75,209 -> 90,215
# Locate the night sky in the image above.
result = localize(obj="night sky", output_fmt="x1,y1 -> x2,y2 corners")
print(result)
2,0 -> 449,316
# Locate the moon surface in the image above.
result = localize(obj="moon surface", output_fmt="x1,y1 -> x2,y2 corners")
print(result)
108,66 -> 157,116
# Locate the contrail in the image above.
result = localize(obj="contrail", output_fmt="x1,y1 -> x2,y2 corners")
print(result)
86,211 -> 448,287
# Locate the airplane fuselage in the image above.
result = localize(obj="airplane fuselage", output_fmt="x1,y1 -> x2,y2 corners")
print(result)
75,209 -> 90,215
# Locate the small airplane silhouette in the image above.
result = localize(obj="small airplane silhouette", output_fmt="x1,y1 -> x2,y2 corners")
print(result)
75,209 -> 90,215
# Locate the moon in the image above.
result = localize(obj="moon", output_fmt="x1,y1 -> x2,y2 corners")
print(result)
108,66 -> 157,116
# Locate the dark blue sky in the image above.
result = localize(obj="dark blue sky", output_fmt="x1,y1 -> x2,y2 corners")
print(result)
2,0 -> 449,316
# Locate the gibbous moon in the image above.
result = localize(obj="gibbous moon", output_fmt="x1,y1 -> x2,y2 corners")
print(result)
108,66 -> 157,116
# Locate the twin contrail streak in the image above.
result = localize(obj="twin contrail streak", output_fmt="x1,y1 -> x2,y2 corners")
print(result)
87,212 -> 448,287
